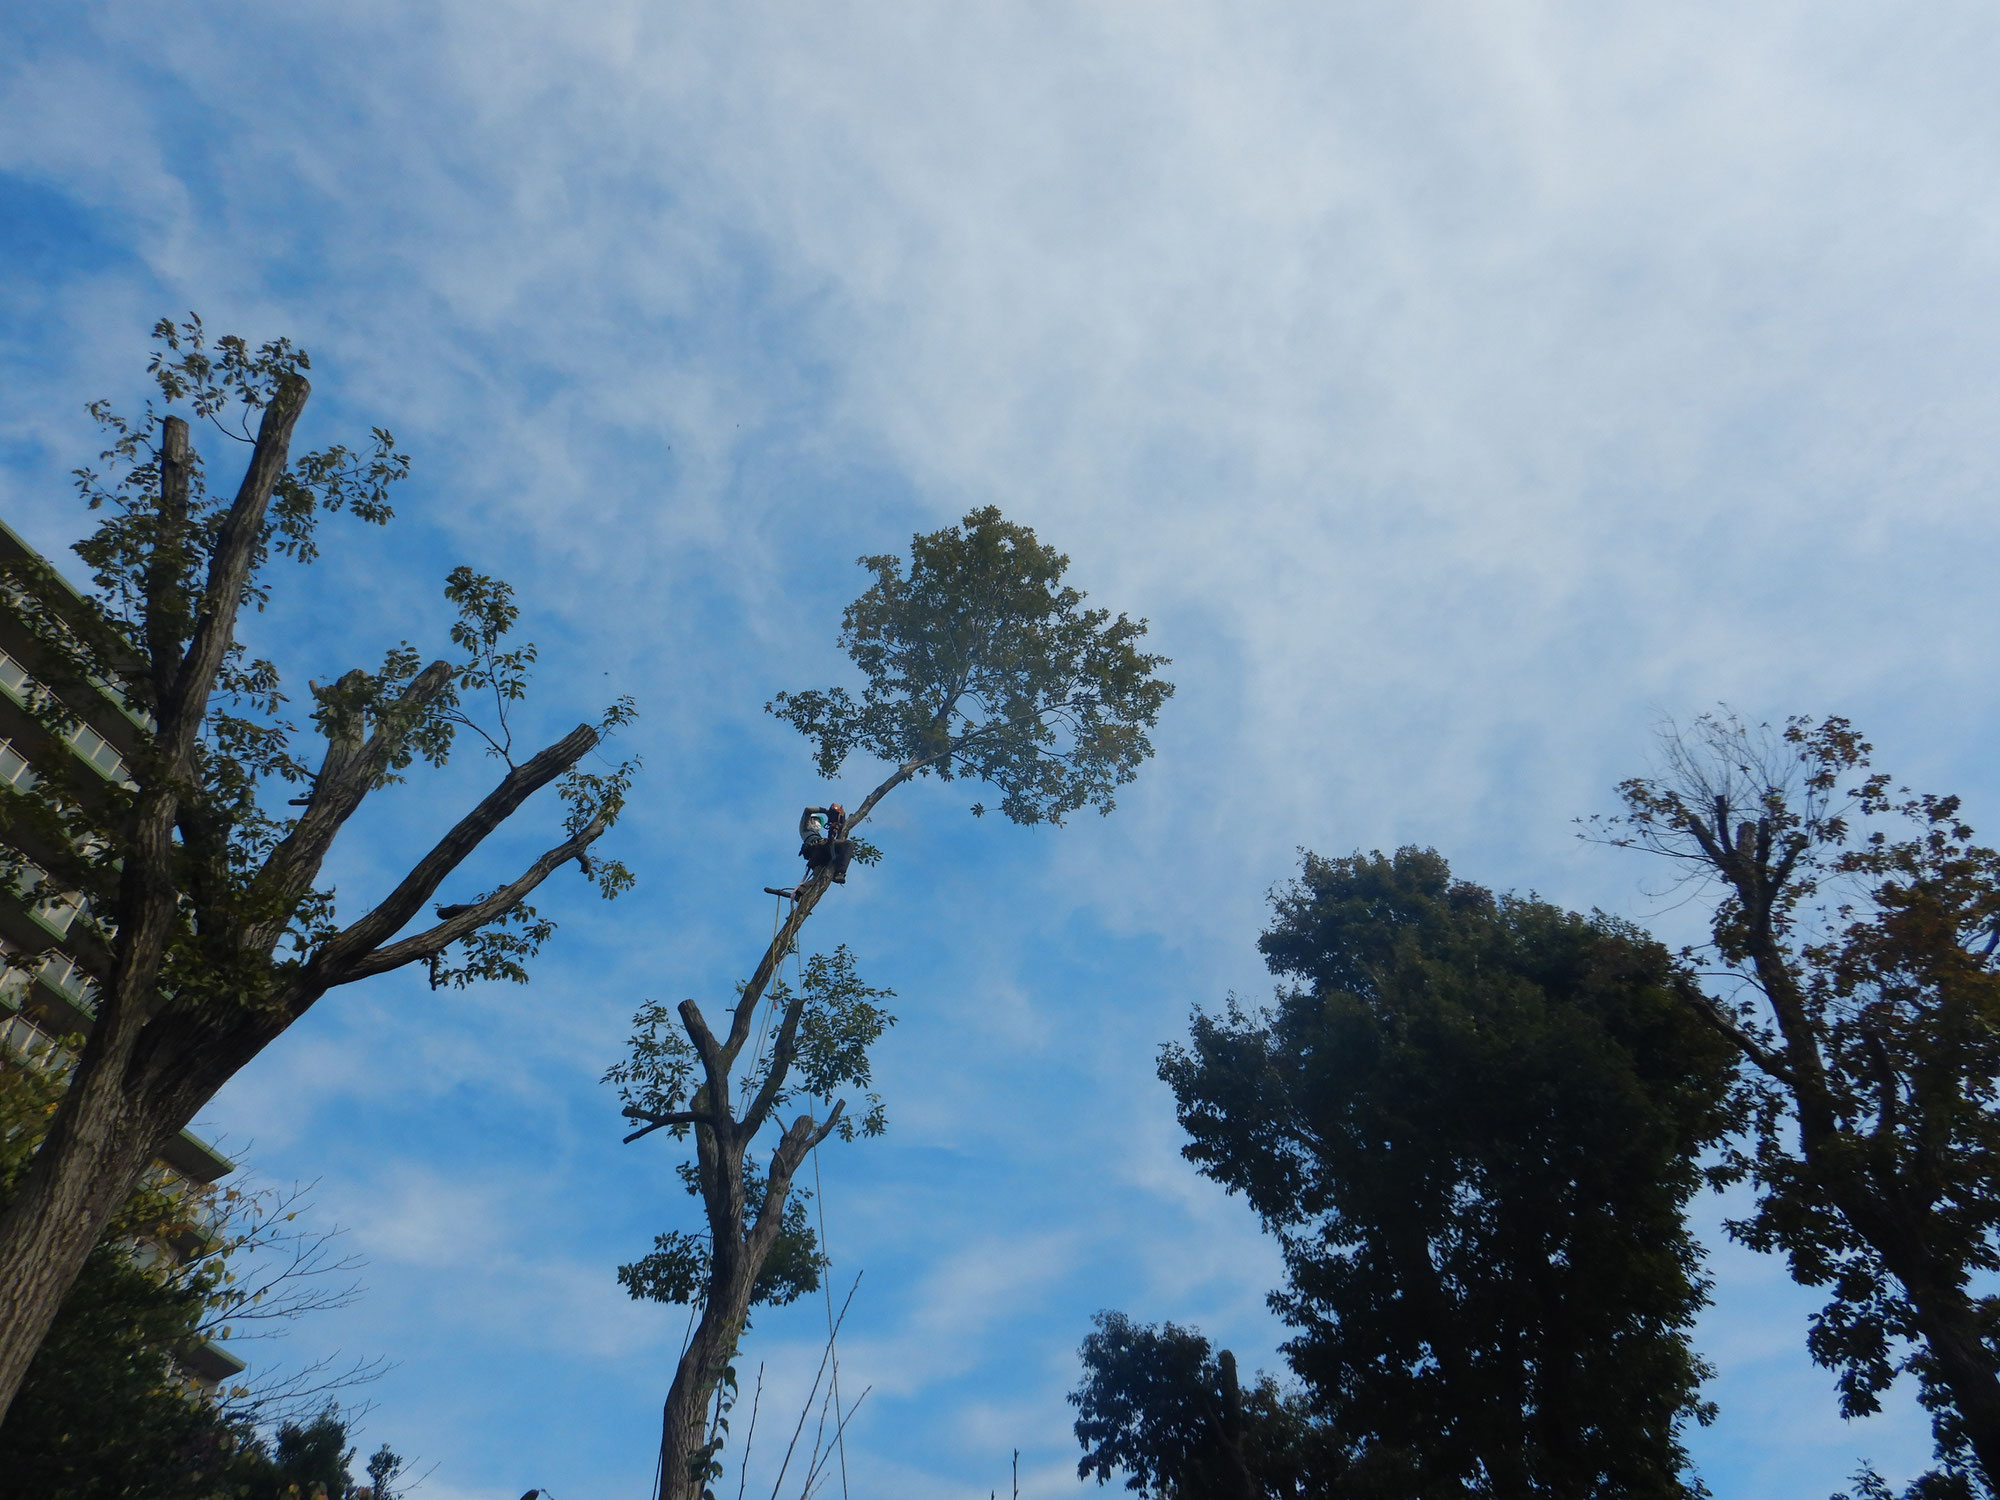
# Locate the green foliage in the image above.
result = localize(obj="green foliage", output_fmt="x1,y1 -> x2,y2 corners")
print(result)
0,1060 -> 384,1499
1160,848 -> 1737,1498
556,694 -> 640,902
1839,1463 -> 1981,1500
618,1179 -> 824,1309
0,1232 -> 244,1498
424,898 -> 555,989
440,565 -> 537,765
606,947 -> 895,1142
365,1441 -> 409,1500
769,506 -> 1172,824
1604,714 -> 2000,1477
606,950 -> 888,1386
255,1410 -> 358,1498
752,947 -> 896,1141
0,315 -> 634,1002
603,998 -> 699,1133
1071,1312 -> 1314,1499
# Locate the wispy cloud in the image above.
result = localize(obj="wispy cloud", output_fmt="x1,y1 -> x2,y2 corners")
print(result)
6,2 -> 1997,1493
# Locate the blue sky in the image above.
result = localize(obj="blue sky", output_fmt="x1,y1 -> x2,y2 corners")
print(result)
5,3 -> 2000,1495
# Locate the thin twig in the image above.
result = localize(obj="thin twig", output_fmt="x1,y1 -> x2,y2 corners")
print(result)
798,1387 -> 871,1500
767,1274 -> 861,1500
810,1144 -> 849,1500
736,1365 -> 764,1500
798,1385 -> 834,1499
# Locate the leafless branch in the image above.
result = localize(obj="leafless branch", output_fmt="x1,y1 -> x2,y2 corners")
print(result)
623,1105 -> 717,1145
218,1349 -> 389,1428
765,1275 -> 861,1500
161,378 -> 307,754
799,1386 -> 870,1500
250,660 -> 457,926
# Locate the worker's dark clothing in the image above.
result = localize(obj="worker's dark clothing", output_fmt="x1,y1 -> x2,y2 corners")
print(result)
799,805 -> 853,882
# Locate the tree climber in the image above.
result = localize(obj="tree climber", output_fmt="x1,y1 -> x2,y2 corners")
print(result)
799,802 -> 853,884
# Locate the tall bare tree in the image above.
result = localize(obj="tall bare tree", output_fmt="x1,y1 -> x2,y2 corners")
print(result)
607,507 -> 1173,1500
1604,713 -> 2000,1493
0,320 -> 635,1420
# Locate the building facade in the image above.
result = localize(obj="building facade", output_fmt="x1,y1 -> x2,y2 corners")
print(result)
0,514 -> 244,1390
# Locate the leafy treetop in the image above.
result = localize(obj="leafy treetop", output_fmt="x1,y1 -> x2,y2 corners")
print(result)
1596,713 -> 2000,1486
770,505 -> 1172,825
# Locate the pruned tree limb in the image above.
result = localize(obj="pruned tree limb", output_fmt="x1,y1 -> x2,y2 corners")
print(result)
1675,976 -> 1793,1084
678,998 -> 726,1083
253,660 -> 456,921
327,809 -> 611,987
623,1105 -> 716,1145
741,985 -> 816,1139
724,750 -> 935,1060
306,722 -> 596,981
145,415 -> 191,706
162,377 -> 308,757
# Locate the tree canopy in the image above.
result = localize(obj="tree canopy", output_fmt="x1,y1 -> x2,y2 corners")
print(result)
0,1047 -> 403,1499
770,504 -> 1171,825
619,506 -> 1173,1500
1154,847 -> 1738,1498
1603,713 -> 2000,1491
1071,1312 -> 1313,1500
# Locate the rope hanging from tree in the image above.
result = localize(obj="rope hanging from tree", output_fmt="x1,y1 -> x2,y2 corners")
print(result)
744,888 -> 852,1500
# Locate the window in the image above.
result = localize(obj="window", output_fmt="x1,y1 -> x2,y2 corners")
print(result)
0,739 -> 33,791
8,860 -> 82,937
0,647 -> 133,782
31,885 -> 84,938
0,938 -> 30,1010
0,648 -> 29,704
65,720 -> 127,781
0,1010 -> 73,1077
37,951 -> 96,1012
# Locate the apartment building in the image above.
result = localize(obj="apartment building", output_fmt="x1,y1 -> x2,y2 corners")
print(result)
0,515 -> 244,1390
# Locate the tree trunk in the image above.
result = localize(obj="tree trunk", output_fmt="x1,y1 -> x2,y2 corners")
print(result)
1213,1350 -> 1259,1500
0,1048 -> 168,1419
658,1250 -> 760,1500
655,1107 -> 832,1500
1906,1280 -> 2000,1485
1738,918 -> 2000,1489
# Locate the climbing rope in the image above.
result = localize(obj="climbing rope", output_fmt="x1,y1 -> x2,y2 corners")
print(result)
745,893 -> 786,1083
747,884 -> 853,1500
780,919 -> 851,1500
811,1135 -> 850,1500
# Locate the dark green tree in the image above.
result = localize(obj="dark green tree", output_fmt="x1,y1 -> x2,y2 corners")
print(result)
0,318 -> 636,1420
1602,713 -> 2000,1492
1159,848 -> 1737,1499
248,1410 -> 358,1499
0,1234 -> 244,1498
1071,1311 -> 1315,1499
0,1046 -> 395,1499
607,506 -> 1172,1500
